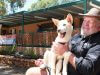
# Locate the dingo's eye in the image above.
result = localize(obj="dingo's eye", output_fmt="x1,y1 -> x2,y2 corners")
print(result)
63,24 -> 66,26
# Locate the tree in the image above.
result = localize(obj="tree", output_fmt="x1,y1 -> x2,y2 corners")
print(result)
0,0 -> 6,16
29,0 -> 58,11
29,0 -> 75,11
7,0 -> 26,13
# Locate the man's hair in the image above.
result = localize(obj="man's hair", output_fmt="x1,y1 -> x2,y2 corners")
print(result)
96,18 -> 100,27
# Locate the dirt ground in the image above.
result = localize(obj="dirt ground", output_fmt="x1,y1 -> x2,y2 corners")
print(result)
0,64 -> 28,75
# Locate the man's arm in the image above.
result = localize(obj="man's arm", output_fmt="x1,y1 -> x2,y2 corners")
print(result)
68,45 -> 100,75
68,52 -> 76,69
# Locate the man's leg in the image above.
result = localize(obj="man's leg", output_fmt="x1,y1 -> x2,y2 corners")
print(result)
25,67 -> 48,75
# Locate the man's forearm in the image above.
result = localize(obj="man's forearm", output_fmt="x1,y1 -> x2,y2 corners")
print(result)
68,52 -> 76,69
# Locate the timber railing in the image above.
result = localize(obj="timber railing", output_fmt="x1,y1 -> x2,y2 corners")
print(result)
16,31 -> 57,47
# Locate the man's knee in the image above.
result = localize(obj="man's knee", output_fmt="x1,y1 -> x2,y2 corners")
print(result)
25,67 -> 47,75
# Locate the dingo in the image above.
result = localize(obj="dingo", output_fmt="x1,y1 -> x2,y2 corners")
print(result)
40,13 -> 73,75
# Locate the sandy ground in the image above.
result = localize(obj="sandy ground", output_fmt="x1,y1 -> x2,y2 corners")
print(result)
0,64 -> 28,75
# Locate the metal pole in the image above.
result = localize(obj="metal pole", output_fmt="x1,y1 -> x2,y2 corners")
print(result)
84,0 -> 87,13
21,12 -> 24,46
22,12 -> 24,34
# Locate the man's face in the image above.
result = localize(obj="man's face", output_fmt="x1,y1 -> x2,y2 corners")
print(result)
81,16 -> 100,36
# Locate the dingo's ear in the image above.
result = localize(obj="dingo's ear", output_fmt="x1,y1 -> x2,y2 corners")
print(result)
66,13 -> 73,24
52,18 -> 59,26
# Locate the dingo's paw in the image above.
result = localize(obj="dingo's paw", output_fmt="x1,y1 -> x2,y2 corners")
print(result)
40,64 -> 47,69
62,72 -> 67,75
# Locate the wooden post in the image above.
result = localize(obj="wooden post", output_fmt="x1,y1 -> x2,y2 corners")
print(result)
0,24 -> 2,35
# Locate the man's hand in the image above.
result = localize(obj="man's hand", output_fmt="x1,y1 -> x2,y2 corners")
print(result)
35,59 -> 44,67
51,42 -> 69,55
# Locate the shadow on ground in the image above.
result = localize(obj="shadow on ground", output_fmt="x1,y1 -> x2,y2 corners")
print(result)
0,64 -> 28,75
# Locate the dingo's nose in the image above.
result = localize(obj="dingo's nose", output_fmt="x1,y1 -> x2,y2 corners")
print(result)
57,29 -> 60,32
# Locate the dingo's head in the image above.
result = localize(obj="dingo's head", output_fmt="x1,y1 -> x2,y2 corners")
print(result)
52,14 -> 73,42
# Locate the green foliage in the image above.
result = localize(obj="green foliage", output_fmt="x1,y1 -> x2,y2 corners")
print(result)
6,0 -> 26,13
0,45 -> 40,59
0,45 -> 16,55
0,0 -> 6,16
7,0 -> 26,8
0,0 -> 26,16
29,0 -> 75,11
29,0 -> 58,11
23,48 -> 40,59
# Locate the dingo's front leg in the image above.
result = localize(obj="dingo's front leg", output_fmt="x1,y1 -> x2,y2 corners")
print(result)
51,52 -> 56,75
56,59 -> 63,75
62,52 -> 71,75
40,50 -> 50,69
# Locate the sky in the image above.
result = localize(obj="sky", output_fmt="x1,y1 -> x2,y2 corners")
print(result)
7,0 -> 100,14
97,0 -> 100,1
7,0 -> 38,14
18,0 -> 38,11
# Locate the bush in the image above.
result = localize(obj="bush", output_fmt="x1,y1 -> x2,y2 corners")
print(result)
0,45 -> 16,55
0,45 -> 41,59
23,48 -> 41,59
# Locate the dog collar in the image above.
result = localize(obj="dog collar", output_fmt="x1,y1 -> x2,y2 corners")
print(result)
58,42 -> 67,45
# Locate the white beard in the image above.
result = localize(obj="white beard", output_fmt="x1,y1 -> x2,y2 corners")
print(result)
81,28 -> 84,36
81,28 -> 98,37
81,28 -> 89,37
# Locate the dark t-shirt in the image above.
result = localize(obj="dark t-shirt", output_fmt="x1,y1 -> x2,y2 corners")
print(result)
68,32 -> 100,75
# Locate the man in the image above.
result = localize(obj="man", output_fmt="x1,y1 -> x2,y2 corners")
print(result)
25,8 -> 100,75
